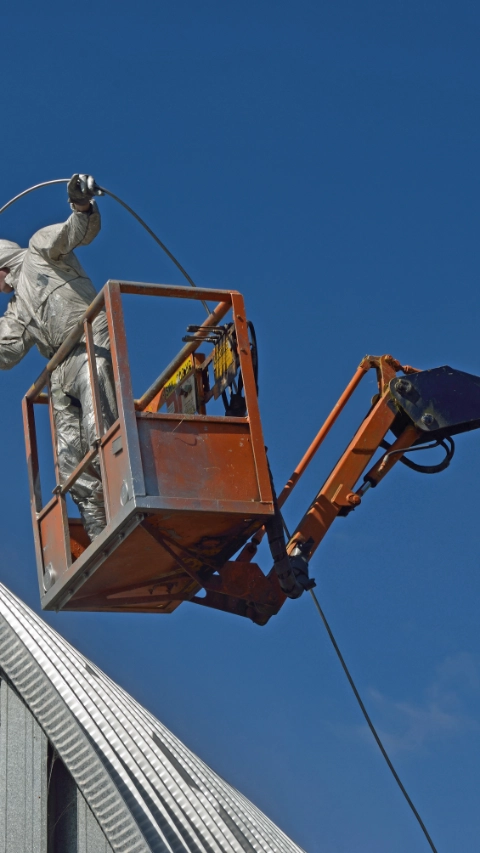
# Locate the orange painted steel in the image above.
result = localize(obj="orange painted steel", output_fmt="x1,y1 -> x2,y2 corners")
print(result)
277,362 -> 369,509
283,356 -> 412,561
237,354 -> 405,562
364,423 -> 422,485
24,280 -> 279,624
23,279 -> 428,625
285,398 -> 397,559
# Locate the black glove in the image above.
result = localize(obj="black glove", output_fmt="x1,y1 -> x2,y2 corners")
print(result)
67,174 -> 103,206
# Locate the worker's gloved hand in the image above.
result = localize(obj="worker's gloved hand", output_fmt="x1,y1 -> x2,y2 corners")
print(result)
67,174 -> 103,206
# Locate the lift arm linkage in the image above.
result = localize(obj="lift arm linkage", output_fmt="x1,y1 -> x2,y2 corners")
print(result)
196,355 -> 417,623
230,353 -> 480,623
282,355 -> 421,562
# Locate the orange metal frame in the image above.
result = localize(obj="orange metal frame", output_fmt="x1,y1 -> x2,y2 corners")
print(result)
23,281 -> 277,620
282,356 -> 422,561
23,281 -> 422,624
235,356 -> 422,595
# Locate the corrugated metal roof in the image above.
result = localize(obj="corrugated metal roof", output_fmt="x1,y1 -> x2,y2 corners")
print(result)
0,584 -> 306,853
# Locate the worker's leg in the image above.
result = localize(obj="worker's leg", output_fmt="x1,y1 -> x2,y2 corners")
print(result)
52,351 -> 117,541
67,351 -> 118,539
51,381 -> 105,540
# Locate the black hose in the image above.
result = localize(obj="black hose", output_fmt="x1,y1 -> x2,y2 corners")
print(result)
0,178 -> 211,315
309,590 -> 439,853
380,436 -> 455,474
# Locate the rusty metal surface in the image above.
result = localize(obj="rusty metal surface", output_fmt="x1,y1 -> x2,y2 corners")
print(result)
40,505 -> 142,611
105,282 -> 146,499
38,499 -> 71,591
64,519 -> 195,614
52,506 -> 275,617
230,293 -> 272,502
101,423 -> 130,520
24,280 -> 282,621
190,560 -> 285,625
117,280 -> 236,300
137,414 -> 262,503
69,518 -> 91,561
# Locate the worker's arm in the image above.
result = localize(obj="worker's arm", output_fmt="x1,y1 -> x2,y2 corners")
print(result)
28,173 -> 102,262
0,299 -> 34,370
28,202 -> 101,262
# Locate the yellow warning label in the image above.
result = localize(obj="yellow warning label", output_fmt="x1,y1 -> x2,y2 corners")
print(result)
164,355 -> 195,399
213,337 -> 235,381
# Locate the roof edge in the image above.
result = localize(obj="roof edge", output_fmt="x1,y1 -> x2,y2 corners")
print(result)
0,614 -> 150,853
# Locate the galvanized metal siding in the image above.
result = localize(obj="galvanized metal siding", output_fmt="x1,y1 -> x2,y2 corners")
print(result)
0,614 -> 150,853
78,791 -> 115,853
0,585 -> 306,853
0,677 -> 47,853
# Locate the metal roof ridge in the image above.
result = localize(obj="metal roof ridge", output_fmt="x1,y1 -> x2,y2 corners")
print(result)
0,583 -> 307,853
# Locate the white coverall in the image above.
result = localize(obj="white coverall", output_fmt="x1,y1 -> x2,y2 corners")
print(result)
0,204 -> 117,539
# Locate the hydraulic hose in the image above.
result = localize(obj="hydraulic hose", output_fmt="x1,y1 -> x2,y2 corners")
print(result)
0,178 -> 211,315
379,435 -> 455,474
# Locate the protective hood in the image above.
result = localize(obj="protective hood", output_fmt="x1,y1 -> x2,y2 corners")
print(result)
0,239 -> 27,291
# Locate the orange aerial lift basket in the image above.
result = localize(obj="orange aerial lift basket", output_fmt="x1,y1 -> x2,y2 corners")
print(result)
23,280 -> 480,624
23,282 -> 289,621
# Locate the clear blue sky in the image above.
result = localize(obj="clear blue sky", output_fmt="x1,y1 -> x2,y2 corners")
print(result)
2,1 -> 480,850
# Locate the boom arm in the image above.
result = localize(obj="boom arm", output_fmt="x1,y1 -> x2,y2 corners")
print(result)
235,356 -> 421,580
284,355 -> 422,562
203,354 -> 480,624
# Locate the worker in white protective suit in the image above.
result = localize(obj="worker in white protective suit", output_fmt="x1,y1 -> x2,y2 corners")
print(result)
0,174 -> 117,540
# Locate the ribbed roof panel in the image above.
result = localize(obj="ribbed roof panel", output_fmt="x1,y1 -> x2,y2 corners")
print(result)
0,584 -> 306,853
